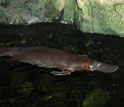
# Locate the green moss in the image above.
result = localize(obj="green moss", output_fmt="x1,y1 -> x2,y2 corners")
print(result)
9,98 -> 16,104
82,89 -> 110,107
17,81 -> 34,95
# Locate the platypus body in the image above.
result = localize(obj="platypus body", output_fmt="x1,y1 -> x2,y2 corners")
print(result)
0,47 -> 119,76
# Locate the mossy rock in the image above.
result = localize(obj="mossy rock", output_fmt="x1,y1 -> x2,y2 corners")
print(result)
82,89 -> 110,107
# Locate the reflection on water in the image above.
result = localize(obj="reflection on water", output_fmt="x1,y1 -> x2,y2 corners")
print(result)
0,23 -> 124,107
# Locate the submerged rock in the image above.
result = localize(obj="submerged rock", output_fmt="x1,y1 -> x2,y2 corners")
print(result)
82,89 -> 110,107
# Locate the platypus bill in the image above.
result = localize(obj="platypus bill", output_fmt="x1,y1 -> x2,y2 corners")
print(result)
0,47 -> 119,76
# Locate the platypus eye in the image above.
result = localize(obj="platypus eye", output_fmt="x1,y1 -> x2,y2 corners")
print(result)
82,63 -> 90,69
82,63 -> 94,71
83,63 -> 88,67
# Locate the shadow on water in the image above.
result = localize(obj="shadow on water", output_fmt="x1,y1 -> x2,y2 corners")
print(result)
0,23 -> 124,107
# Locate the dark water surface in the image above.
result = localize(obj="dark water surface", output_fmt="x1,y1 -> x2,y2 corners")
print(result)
0,23 -> 124,107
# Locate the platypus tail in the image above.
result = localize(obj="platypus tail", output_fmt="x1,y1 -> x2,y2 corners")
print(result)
91,60 -> 119,73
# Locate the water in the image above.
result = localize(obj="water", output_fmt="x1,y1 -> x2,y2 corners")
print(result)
0,23 -> 124,107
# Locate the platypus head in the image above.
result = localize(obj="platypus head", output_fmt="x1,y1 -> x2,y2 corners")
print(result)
87,60 -> 119,73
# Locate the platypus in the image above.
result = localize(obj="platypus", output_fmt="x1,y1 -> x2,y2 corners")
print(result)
0,47 -> 119,76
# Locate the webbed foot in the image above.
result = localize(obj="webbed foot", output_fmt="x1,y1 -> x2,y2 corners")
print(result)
51,70 -> 71,76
